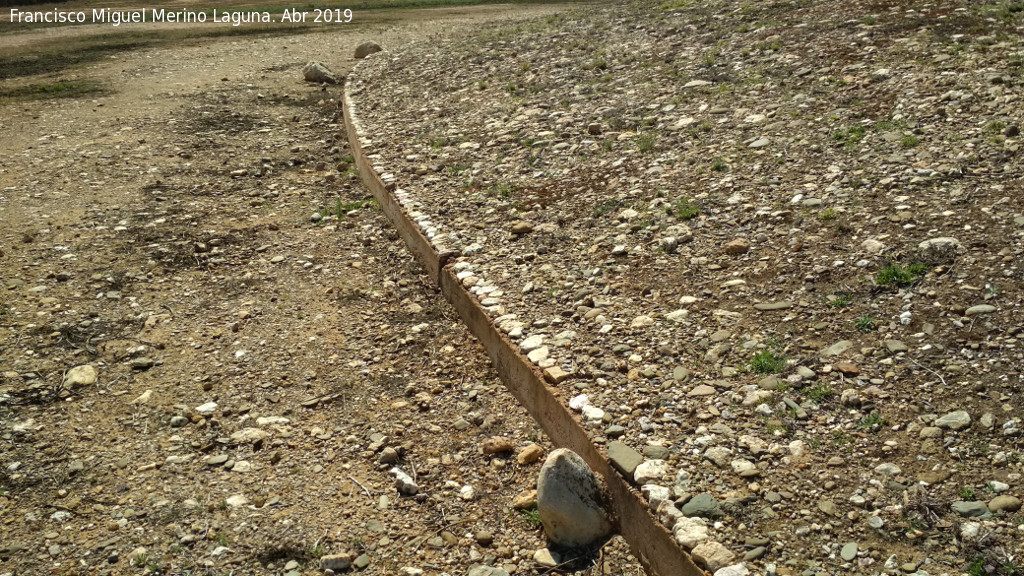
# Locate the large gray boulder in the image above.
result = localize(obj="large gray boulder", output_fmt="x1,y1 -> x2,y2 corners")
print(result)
537,449 -> 613,548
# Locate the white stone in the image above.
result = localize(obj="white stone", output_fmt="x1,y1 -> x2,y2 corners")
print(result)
391,467 -> 419,495
520,335 -> 545,353
634,460 -> 668,484
715,564 -> 750,576
582,405 -> 605,424
568,394 -> 590,411
672,516 -> 709,550
256,416 -> 290,426
230,428 -> 269,443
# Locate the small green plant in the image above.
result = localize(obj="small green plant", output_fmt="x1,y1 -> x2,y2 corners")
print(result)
830,430 -> 853,447
828,292 -> 853,308
854,314 -> 876,333
806,382 -> 835,403
876,262 -> 928,287
711,156 -> 727,171
674,197 -> 700,219
832,124 -> 867,149
749,349 -> 787,374
857,412 -> 887,430
818,207 -> 839,220
490,182 -> 514,199
985,120 -> 1006,134
593,198 -> 620,217
636,133 -> 657,154
520,507 -> 542,529
900,135 -> 921,148
966,557 -> 986,576
959,486 -> 977,500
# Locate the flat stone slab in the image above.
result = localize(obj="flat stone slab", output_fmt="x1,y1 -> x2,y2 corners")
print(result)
607,441 -> 643,479
753,301 -> 793,311
821,340 -> 853,357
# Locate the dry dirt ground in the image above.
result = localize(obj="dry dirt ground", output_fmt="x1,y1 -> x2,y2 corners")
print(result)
0,5 -> 650,576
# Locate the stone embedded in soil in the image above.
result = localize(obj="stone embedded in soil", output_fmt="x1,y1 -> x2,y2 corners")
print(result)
512,490 -> 538,510
533,548 -> 560,568
354,41 -> 383,59
840,542 -> 858,561
607,441 -> 643,478
633,459 -> 668,484
536,448 -> 612,548
482,436 -> 514,455
691,541 -> 735,572
884,340 -> 908,354
715,564 -> 750,576
822,340 -> 853,357
682,493 -> 723,520
468,567 -> 510,576
965,304 -> 996,316
935,411 -> 971,430
322,553 -> 353,571
723,238 -> 751,255
543,366 -> 570,383
753,301 -> 793,311
510,221 -> 534,235
517,443 -> 545,465
988,495 -> 1022,513
951,501 -> 990,518
391,467 -> 419,496
673,516 -> 709,550
302,61 -> 337,84
63,365 -> 97,387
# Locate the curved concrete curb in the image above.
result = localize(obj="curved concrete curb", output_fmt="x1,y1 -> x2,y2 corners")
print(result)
343,72 -> 701,576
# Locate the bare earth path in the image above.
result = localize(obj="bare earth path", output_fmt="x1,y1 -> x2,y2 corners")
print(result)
0,5 -> 646,576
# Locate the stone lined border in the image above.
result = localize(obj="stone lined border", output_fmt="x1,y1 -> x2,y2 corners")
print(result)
343,71 -> 701,576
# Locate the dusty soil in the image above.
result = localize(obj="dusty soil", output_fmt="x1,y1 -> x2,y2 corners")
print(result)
0,5 -> 649,576
345,1 -> 1024,575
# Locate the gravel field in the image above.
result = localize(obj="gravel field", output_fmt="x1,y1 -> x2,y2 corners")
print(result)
346,0 -> 1024,574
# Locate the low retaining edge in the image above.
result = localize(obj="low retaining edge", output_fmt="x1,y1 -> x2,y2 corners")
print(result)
342,80 -> 701,576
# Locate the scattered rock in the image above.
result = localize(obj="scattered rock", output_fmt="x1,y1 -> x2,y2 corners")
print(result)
723,238 -> 751,255
63,365 -> 97,387
691,541 -> 735,572
517,443 -> 545,465
673,516 -> 709,550
536,448 -> 613,548
988,495 -> 1022,513
303,61 -> 337,84
354,41 -> 383,59
951,501 -> 990,518
482,436 -> 514,455
391,467 -> 419,496
935,410 -> 971,430
607,441 -> 643,478
682,493 -> 723,520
